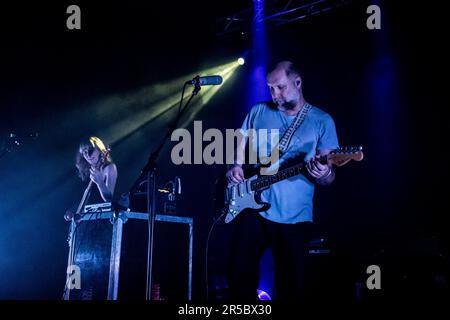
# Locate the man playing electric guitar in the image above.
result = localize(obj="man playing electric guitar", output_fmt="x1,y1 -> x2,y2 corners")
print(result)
225,61 -> 340,301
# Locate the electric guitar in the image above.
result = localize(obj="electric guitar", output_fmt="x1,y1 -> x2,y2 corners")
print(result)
222,147 -> 364,223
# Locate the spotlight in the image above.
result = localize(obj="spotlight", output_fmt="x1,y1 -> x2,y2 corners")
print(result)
257,289 -> 272,300
237,58 -> 245,65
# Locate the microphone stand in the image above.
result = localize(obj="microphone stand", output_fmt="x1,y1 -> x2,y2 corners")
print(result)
128,80 -> 201,300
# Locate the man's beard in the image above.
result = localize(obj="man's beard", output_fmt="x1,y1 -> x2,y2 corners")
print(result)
280,101 -> 296,110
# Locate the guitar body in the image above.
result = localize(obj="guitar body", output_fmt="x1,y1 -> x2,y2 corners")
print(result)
223,174 -> 270,223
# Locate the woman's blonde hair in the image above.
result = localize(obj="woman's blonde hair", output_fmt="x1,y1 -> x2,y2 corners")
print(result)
75,136 -> 112,181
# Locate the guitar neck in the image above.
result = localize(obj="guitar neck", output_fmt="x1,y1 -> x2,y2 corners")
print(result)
250,163 -> 304,191
247,148 -> 362,192
250,155 -> 327,191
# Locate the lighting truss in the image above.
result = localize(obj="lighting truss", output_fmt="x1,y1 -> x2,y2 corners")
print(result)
216,0 -> 352,37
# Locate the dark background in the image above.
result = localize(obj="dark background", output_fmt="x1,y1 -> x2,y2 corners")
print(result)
0,0 -> 447,302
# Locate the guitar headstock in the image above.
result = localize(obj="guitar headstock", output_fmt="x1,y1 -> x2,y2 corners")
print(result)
328,146 -> 364,167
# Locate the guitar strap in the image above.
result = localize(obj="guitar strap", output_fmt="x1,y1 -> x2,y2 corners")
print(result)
277,102 -> 312,154
258,102 -> 312,171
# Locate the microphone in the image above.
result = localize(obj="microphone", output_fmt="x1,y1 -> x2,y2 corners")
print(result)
169,177 -> 181,195
171,180 -> 176,195
164,177 -> 181,202
175,176 -> 181,194
186,75 -> 223,86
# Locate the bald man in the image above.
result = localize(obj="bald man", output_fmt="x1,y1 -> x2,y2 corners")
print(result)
225,61 -> 339,301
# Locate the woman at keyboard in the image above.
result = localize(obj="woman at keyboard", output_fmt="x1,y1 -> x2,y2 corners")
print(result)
64,136 -> 117,220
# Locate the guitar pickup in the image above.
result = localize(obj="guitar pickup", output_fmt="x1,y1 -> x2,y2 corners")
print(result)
237,183 -> 244,197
